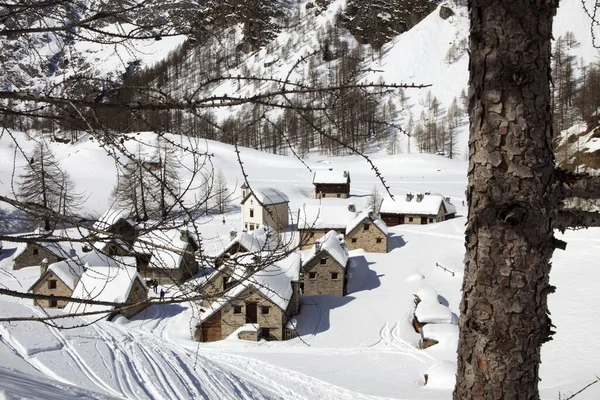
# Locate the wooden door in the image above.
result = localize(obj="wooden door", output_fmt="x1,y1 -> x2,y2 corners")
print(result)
246,303 -> 257,323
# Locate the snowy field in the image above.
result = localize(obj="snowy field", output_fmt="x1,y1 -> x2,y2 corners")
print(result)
1,133 -> 600,399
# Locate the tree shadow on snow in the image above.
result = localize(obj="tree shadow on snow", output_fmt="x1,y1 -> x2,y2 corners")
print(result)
294,295 -> 355,336
132,303 -> 187,322
346,255 -> 382,294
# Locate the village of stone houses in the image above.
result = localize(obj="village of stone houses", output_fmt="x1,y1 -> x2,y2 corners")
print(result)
1,135 -> 597,398
0,132 -> 484,397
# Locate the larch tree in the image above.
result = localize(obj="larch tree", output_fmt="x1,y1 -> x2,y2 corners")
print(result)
455,0 -> 600,398
18,143 -> 81,230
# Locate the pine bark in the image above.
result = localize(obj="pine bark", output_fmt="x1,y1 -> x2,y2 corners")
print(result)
455,0 -> 559,398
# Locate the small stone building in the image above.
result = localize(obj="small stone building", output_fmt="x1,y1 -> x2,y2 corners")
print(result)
313,169 -> 351,198
301,231 -> 349,296
298,201 -> 388,253
213,227 -> 277,267
64,256 -> 148,319
345,211 -> 388,253
29,258 -> 86,309
195,252 -> 301,342
93,209 -> 138,246
13,242 -> 65,270
134,228 -> 199,284
379,193 -> 457,226
241,187 -> 290,231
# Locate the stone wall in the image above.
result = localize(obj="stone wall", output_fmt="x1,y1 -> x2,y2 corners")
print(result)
302,252 -> 345,296
263,202 -> 289,231
13,244 -> 63,270
238,328 -> 259,341
32,271 -> 73,308
298,229 -> 340,250
347,220 -> 388,253
122,278 -> 149,318
220,289 -> 285,341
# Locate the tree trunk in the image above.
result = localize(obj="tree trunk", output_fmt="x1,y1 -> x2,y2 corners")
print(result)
455,0 -> 559,398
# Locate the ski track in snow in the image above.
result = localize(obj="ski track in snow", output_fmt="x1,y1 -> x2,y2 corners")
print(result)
375,321 -> 433,363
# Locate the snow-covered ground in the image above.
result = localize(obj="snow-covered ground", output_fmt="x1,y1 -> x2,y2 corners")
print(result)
1,133 -> 600,399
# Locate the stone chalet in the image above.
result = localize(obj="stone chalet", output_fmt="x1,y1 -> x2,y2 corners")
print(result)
241,186 -> 290,231
313,169 -> 351,199
64,256 -> 148,319
298,202 -> 388,253
379,193 -> 457,226
214,227 -> 278,267
92,208 -> 138,246
12,228 -> 82,270
30,251 -> 148,319
301,230 -> 349,296
133,228 -> 199,285
195,252 -> 301,342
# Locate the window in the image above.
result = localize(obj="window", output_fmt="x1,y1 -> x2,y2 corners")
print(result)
249,224 -> 255,231
409,217 -> 414,222
249,209 -> 254,218
49,299 -> 57,308
245,223 -> 248,229
351,238 -> 357,243
336,194 -> 340,198
233,306 -> 242,314
309,272 -> 316,280
48,280 -> 57,289
33,248 -> 39,255
376,238 -> 382,244
363,223 -> 370,231
261,306 -> 270,315
331,272 -> 339,280
309,232 -> 315,237
429,218 -> 433,223
320,258 -> 327,265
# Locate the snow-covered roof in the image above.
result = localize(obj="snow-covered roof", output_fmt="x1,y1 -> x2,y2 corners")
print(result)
303,230 -> 349,269
93,208 -> 133,231
414,287 -> 457,325
133,228 -> 196,269
243,187 -> 289,205
379,193 -> 456,216
12,228 -> 86,261
64,256 -> 142,316
297,203 -> 360,230
313,169 -> 350,184
214,227 -> 278,260
345,210 -> 388,236
200,252 -> 301,322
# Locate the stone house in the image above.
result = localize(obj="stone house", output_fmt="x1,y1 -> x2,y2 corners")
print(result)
195,252 -> 301,342
64,256 -> 148,319
297,201 -> 360,250
298,201 -> 388,253
29,257 -> 86,309
241,187 -> 290,231
213,227 -> 277,267
301,230 -> 349,296
345,211 -> 389,253
133,228 -> 199,284
92,208 -> 138,246
313,169 -> 351,198
379,193 -> 457,226
12,242 -> 66,270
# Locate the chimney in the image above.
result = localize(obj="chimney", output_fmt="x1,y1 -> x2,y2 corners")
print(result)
40,258 -> 49,275
348,202 -> 356,212
416,193 -> 424,202
230,229 -> 237,241
406,192 -> 413,202
179,230 -> 190,243
343,171 -> 348,178
315,240 -> 322,253
445,197 -> 451,203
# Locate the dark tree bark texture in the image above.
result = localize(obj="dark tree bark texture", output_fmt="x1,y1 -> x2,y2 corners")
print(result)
455,0 -> 559,399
